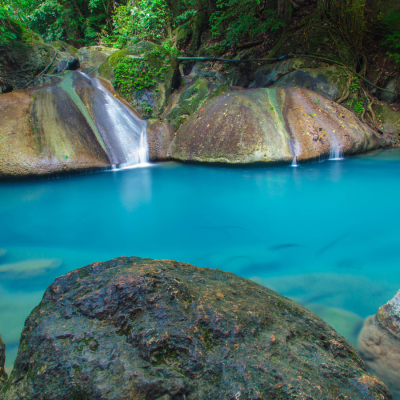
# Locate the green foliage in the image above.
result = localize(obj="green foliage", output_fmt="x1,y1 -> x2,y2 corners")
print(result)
175,9 -> 197,25
113,0 -> 172,44
381,12 -> 400,64
0,5 -> 17,45
113,46 -> 169,94
354,97 -> 364,116
210,0 -> 284,46
350,76 -> 360,93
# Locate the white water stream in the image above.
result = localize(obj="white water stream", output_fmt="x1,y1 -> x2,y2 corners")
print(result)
77,72 -> 149,169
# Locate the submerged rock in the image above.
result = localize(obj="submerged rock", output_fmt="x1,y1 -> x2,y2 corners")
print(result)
0,334 -> 6,387
2,256 -> 392,399
358,290 -> 400,399
171,87 -> 388,164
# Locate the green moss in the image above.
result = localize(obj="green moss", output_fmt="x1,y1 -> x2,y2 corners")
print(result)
75,338 -> 99,353
195,325 -> 215,351
78,269 -> 89,278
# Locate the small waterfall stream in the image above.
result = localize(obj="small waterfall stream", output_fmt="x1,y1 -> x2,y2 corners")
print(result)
329,132 -> 344,160
75,72 -> 149,169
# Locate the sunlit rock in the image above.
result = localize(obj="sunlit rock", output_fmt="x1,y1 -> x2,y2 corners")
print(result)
1,256 -> 392,399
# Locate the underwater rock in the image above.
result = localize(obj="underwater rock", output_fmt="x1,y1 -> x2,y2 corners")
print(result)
0,334 -> 6,387
1,256 -> 392,399
147,119 -> 175,161
171,87 -> 389,164
0,259 -> 62,277
99,41 -> 181,118
358,290 -> 400,399
0,249 -> 6,259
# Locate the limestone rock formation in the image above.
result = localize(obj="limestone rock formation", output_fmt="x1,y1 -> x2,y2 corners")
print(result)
0,71 -> 148,179
1,256 -> 392,399
358,290 -> 400,399
171,87 -> 388,164
0,334 -> 7,387
99,41 -> 181,117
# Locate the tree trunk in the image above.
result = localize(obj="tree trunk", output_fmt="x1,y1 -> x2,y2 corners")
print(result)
278,0 -> 291,25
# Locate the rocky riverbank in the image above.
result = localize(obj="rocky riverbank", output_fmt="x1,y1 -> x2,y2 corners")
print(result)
0,256 -> 392,399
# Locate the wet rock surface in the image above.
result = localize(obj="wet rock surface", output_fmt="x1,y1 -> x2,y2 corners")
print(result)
171,87 -> 389,164
147,120 -> 175,161
1,256 -> 392,399
358,290 -> 400,399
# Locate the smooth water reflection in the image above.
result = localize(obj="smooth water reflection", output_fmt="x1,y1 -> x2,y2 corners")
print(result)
2,150 -> 400,372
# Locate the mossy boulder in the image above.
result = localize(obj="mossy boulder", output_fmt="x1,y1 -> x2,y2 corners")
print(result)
274,66 -> 350,102
0,41 -> 54,92
163,62 -> 230,129
171,87 -> 388,164
77,45 -> 118,71
1,256 -> 392,399
373,102 -> 400,136
253,57 -> 322,88
99,41 -> 180,117
174,21 -> 193,50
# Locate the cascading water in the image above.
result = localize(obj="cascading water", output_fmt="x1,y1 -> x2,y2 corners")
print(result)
76,72 -> 149,169
291,156 -> 298,167
329,132 -> 344,160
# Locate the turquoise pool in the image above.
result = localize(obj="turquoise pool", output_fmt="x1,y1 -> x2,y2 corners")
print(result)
1,150 -> 400,373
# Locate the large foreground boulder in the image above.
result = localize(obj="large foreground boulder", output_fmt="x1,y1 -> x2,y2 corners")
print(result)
2,256 -> 392,399
358,290 -> 400,399
171,87 -> 389,164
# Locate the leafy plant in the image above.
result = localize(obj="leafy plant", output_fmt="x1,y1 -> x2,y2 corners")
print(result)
0,5 -> 17,45
210,0 -> 284,46
381,12 -> 400,64
354,97 -> 364,116
350,76 -> 360,93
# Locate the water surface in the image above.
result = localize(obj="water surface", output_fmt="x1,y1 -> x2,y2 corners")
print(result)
2,149 -> 400,373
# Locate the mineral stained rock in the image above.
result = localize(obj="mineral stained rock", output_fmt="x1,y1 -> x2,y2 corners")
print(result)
2,257 -> 392,399
171,87 -> 389,164
358,290 -> 400,399
0,334 -> 7,387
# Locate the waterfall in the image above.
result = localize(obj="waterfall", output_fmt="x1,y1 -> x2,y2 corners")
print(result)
291,156 -> 298,167
329,132 -> 344,160
76,72 -> 149,168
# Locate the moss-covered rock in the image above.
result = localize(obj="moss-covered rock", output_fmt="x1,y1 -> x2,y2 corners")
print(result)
171,87 -> 389,164
163,62 -> 230,129
373,101 -> 400,136
174,21 -> 193,50
1,256 -> 392,399
99,41 -> 180,117
273,66 -> 350,101
0,41 -> 54,92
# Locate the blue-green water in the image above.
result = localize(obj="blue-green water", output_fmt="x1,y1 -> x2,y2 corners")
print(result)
2,149 -> 400,373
